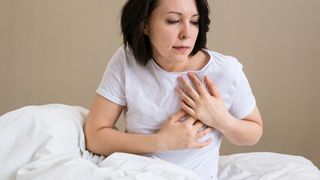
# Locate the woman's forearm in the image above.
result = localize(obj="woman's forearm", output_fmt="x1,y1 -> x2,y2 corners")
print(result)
85,126 -> 161,156
218,114 -> 263,146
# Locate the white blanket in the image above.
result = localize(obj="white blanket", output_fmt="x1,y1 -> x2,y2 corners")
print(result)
218,152 -> 320,180
0,104 -> 319,180
0,104 -> 200,180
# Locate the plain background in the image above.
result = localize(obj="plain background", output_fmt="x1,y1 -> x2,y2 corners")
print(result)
1,0 -> 319,167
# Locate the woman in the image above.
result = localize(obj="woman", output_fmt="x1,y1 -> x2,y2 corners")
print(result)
84,0 -> 263,179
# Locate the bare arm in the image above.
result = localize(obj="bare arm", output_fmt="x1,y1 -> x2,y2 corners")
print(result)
84,94 -> 161,155
84,94 -> 213,156
218,106 -> 263,146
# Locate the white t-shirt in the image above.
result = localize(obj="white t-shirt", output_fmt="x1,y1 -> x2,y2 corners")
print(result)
96,46 -> 256,180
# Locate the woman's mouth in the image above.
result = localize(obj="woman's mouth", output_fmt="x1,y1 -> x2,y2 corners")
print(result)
173,46 -> 190,53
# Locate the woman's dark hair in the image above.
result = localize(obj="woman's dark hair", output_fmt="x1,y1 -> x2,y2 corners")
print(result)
121,0 -> 210,66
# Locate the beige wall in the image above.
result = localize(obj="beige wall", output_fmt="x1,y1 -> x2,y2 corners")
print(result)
1,0 -> 319,167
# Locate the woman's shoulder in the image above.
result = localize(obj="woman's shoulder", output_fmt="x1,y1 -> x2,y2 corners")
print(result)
205,49 -> 243,70
204,49 -> 245,84
108,45 -> 137,67
111,45 -> 134,60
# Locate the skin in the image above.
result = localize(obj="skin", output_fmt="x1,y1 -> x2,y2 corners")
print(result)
84,0 -> 263,156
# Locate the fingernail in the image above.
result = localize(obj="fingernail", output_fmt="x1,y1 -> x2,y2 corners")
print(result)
176,87 -> 181,93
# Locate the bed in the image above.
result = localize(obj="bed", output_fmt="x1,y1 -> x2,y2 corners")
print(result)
0,104 -> 319,180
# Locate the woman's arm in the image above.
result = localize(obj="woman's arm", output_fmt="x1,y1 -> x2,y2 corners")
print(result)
84,94 -> 160,155
84,94 -> 213,156
218,106 -> 263,146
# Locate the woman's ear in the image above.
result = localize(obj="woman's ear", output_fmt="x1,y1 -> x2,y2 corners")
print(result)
143,21 -> 149,35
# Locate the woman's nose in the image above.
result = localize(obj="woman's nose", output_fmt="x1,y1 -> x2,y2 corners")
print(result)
179,23 -> 191,40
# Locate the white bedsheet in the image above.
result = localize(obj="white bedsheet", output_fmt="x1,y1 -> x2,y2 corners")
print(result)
0,104 -> 319,180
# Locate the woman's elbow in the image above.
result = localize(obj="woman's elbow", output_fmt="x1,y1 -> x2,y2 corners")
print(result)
245,126 -> 263,146
84,120 -> 99,154
84,121 -> 114,156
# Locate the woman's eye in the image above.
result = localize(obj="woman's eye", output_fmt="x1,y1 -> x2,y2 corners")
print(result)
191,21 -> 199,25
166,20 -> 179,24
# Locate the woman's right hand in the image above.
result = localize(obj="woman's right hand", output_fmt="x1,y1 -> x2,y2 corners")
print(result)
156,110 -> 214,152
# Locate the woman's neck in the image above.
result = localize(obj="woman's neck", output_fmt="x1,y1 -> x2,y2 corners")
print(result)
153,50 -> 209,72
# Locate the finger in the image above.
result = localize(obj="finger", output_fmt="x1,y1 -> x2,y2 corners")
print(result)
187,72 -> 207,96
195,138 -> 212,149
196,127 -> 214,139
205,75 -> 222,99
176,87 -> 196,108
178,76 -> 199,100
181,101 -> 196,117
193,121 -> 205,129
171,110 -> 187,122
182,115 -> 197,126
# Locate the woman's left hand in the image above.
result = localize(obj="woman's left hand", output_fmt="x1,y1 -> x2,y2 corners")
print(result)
177,72 -> 231,129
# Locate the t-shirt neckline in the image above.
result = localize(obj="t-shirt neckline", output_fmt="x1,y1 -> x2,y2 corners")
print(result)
150,49 -> 213,77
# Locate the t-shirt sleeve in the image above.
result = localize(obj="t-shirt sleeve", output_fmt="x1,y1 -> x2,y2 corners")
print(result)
96,47 -> 126,106
229,63 -> 256,120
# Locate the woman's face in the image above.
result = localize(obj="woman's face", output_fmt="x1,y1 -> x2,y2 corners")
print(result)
145,0 -> 200,67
